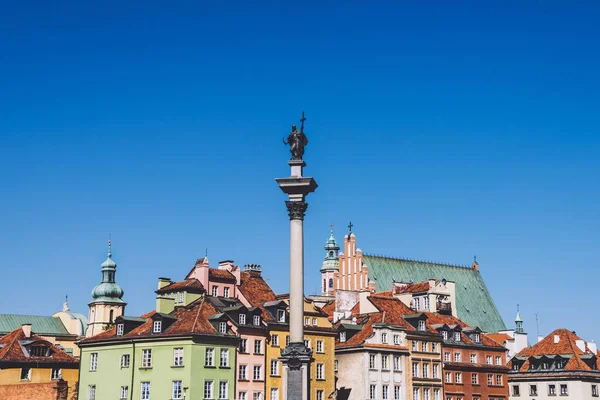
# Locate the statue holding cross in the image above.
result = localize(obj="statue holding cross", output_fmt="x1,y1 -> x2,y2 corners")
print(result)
283,112 -> 309,160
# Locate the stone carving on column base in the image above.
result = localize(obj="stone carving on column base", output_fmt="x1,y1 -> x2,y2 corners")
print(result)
281,342 -> 313,370
286,201 -> 309,220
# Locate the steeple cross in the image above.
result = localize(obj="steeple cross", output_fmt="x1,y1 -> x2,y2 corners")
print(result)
330,224 -> 334,235
348,221 -> 353,233
300,111 -> 306,132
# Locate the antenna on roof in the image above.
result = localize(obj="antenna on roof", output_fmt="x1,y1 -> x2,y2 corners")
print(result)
205,248 -> 208,258
535,313 -> 540,337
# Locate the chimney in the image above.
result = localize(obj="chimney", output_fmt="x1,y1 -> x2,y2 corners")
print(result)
538,335 -> 544,343
244,264 -> 262,277
472,260 -> 479,271
156,295 -> 175,314
218,260 -> 235,271
22,324 -> 32,338
157,277 -> 171,290
576,339 -> 586,352
554,334 -> 560,344
588,341 -> 597,354
188,257 -> 210,288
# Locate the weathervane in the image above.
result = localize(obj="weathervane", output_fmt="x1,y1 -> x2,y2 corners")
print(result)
283,112 -> 309,160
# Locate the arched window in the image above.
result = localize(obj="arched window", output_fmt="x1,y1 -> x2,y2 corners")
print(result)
109,310 -> 114,323
329,251 -> 334,258
329,278 -> 334,288
323,279 -> 326,292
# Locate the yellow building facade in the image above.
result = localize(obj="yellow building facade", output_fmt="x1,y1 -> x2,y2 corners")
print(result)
266,298 -> 337,400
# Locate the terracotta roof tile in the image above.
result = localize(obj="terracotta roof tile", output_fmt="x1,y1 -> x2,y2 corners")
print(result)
487,333 -> 511,346
0,327 -> 79,365
156,279 -> 205,294
237,272 -> 277,322
393,282 -> 430,294
209,269 -> 236,282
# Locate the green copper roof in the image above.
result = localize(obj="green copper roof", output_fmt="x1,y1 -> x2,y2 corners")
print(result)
0,314 -> 71,336
91,240 -> 125,304
363,254 -> 506,333
321,228 -> 340,271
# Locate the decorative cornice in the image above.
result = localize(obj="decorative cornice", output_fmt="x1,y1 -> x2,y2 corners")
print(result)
286,201 -> 308,220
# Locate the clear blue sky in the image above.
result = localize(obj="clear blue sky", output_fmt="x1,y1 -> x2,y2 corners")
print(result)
1,1 -> 599,340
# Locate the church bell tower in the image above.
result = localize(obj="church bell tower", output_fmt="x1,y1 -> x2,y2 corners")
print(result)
320,226 -> 340,296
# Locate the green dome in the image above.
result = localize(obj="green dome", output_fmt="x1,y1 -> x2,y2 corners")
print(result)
321,228 -> 340,272
91,282 -> 125,303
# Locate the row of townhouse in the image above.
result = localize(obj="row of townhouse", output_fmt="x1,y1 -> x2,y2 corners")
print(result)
78,257 -> 336,400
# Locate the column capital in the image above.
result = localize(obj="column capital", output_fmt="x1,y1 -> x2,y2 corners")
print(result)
286,201 -> 308,220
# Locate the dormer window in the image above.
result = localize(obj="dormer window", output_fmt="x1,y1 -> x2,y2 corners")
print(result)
153,320 -> 162,334
239,314 -> 246,325
381,333 -> 388,343
340,331 -> 346,342
556,359 -> 565,369
253,315 -> 261,326
29,345 -> 49,357
116,324 -> 124,336
414,297 -> 421,310
418,320 -> 426,332
454,331 -> 461,341
442,331 -> 448,340
277,310 -> 285,322
219,322 -> 227,334
473,333 -> 480,343
223,287 -> 230,298
212,286 -> 219,296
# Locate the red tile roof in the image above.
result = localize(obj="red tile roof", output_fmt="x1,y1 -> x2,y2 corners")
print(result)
156,278 -> 205,294
0,327 -> 78,365
237,271 -> 277,321
393,281 -> 430,294
487,333 -> 511,346
80,298 -> 227,343
512,329 -> 598,372
209,269 -> 237,282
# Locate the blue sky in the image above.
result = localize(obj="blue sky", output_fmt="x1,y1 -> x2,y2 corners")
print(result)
1,1 -> 599,340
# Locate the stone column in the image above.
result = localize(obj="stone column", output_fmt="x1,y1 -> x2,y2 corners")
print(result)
277,159 -> 317,400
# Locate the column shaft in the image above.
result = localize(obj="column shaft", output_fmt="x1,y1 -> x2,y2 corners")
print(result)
289,217 -> 304,343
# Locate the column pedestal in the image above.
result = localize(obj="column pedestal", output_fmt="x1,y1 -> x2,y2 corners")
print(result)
280,342 -> 313,400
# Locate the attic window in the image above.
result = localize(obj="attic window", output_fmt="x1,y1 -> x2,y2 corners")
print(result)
253,315 -> 261,326
153,321 -> 162,334
418,320 -> 426,332
116,324 -> 124,336
442,331 -> 448,341
473,333 -> 480,343
224,287 -> 230,298
454,331 -> 461,341
340,331 -> 346,342
219,322 -> 227,334
277,310 -> 285,322
30,345 -> 48,357
239,314 -> 246,325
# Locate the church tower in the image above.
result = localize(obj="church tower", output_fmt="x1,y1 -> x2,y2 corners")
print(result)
320,226 -> 340,296
85,239 -> 126,337
515,306 -> 524,334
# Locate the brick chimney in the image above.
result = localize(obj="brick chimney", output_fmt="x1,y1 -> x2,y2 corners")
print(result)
22,323 -> 32,338
244,264 -> 262,277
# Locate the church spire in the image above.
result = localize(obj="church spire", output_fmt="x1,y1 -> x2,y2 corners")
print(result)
515,304 -> 524,333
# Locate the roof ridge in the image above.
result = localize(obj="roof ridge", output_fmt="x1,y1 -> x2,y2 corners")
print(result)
363,253 -> 470,269
192,298 -> 205,332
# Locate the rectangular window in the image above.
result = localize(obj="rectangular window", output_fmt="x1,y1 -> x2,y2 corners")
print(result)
394,334 -> 401,345
414,297 -> 420,310
455,372 -> 462,384
286,335 -> 290,346
238,365 -> 247,380
254,315 -> 261,326
444,352 -> 450,362
219,322 -> 227,334
335,359 -> 339,371
271,334 -> 279,346
496,374 -> 503,386
304,339 -> 311,349
90,353 -> 98,371
51,368 -> 61,380
88,385 -> 96,400
548,384 -> 556,395
513,385 -> 520,396
454,352 -> 461,362
271,360 -> 280,376
152,320 -> 161,333
117,323 -> 124,336
433,363 -> 439,378
423,296 -> 430,310
382,385 -> 389,400
141,382 -> 150,400
418,320 -> 426,331
316,389 -> 323,400
178,292 -> 184,303
394,386 -> 401,400
305,317 -> 310,325
312,317 -> 317,326
224,287 -> 230,297
471,373 -> 478,384
487,373 -> 493,385
593,384 -> 599,397
454,331 -> 461,341
204,380 -> 213,399
413,388 -> 420,400
172,381 -> 183,400
412,341 -> 418,351
142,349 -> 152,368
121,354 -> 130,368
173,348 -> 184,366
530,384 -> 537,396
254,340 -> 262,354
434,388 -> 440,400
442,330 -> 448,340
369,385 -> 377,400
393,355 -> 401,370
239,339 -> 247,353
316,340 -> 324,353
382,332 -> 388,343
470,354 -> 477,363
277,310 -> 285,322
219,381 -> 228,400
239,314 -> 246,325
560,384 -> 568,395
340,331 -> 346,342
486,355 -> 492,364
445,372 -> 452,383
205,348 -> 214,367
382,355 -> 389,370
369,354 -> 377,369
412,362 -> 419,377
253,365 -> 262,380
220,348 -> 229,367
431,342 -> 438,352
473,333 -> 480,343
422,362 -> 429,378
422,341 -> 428,352
495,356 -> 502,365
253,393 -> 262,400
212,286 -> 219,296
20,368 -> 31,381
316,363 -> 324,380
424,388 -> 430,400
120,386 -> 128,400
270,389 -> 279,400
